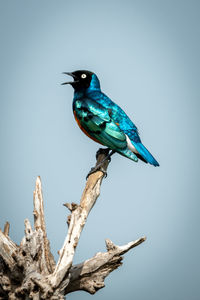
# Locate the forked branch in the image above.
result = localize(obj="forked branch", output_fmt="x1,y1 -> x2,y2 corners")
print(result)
0,149 -> 146,299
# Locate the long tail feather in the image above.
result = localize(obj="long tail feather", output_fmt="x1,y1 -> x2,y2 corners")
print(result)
134,143 -> 159,166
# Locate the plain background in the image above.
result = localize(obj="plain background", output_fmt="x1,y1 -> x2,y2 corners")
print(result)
0,1 -> 199,299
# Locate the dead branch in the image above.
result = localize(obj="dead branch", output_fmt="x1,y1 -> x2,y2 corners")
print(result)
33,177 -> 55,274
0,149 -> 146,299
3,222 -> 10,237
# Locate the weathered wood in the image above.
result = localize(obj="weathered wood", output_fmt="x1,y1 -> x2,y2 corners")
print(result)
3,222 -> 10,237
0,229 -> 18,270
33,176 -> 55,274
0,149 -> 146,299
50,148 -> 110,289
62,237 -> 146,295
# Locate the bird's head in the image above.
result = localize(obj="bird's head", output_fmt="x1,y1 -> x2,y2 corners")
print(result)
62,70 -> 100,92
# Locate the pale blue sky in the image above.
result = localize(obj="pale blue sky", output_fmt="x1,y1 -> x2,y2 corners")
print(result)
0,1 -> 199,299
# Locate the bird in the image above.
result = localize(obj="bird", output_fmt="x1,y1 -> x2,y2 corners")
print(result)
62,70 -> 159,175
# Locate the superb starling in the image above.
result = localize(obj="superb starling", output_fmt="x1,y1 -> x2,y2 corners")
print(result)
62,70 -> 159,174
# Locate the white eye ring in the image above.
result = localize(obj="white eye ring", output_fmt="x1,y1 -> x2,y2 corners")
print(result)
81,74 -> 87,79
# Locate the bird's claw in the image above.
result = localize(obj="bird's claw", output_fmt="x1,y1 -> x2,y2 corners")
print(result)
107,156 -> 112,163
86,148 -> 113,180
103,170 -> 108,178
86,166 -> 107,180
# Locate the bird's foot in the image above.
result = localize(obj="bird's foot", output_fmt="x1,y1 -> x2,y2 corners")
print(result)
86,165 -> 107,180
86,148 -> 115,180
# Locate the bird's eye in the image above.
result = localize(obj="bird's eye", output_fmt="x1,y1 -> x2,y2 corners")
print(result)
81,74 -> 87,79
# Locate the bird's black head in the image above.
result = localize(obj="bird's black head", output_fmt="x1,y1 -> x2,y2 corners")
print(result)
62,70 -> 94,91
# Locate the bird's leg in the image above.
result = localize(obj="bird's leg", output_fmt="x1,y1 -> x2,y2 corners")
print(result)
86,148 -> 116,179
96,149 -> 115,166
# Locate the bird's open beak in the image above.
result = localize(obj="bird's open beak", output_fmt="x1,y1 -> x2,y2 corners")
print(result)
61,72 -> 78,85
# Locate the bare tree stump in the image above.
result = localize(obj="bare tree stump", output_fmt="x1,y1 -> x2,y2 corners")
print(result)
0,149 -> 146,299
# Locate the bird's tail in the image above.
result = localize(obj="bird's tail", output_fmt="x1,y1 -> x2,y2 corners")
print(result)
134,143 -> 159,166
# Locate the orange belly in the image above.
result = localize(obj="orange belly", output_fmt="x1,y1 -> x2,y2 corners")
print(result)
73,110 -> 104,145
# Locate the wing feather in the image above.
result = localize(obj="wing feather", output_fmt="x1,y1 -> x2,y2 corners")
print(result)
74,99 -> 127,149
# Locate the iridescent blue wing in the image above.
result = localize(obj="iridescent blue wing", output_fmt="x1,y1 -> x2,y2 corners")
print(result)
74,98 -> 127,150
86,91 -> 141,143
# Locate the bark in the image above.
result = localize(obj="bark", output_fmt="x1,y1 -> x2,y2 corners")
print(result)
0,149 -> 146,299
